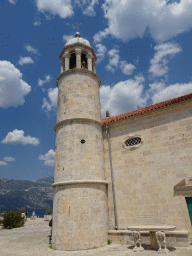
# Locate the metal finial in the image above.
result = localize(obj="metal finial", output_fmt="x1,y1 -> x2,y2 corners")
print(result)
73,22 -> 81,32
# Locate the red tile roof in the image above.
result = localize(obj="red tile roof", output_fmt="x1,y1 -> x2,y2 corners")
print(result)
102,92 -> 192,124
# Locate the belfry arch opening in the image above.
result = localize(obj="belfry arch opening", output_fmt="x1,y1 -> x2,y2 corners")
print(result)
81,53 -> 88,69
69,52 -> 76,69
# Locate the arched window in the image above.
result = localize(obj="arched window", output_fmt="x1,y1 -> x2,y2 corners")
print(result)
81,53 -> 88,69
69,52 -> 76,69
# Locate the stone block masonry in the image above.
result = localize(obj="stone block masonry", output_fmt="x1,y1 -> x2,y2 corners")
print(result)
53,68 -> 108,250
103,101 -> 192,246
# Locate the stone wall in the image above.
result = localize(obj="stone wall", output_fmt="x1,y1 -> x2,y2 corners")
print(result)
57,71 -> 101,123
54,122 -> 105,183
103,101 -> 192,233
53,70 -> 108,250
52,183 -> 108,250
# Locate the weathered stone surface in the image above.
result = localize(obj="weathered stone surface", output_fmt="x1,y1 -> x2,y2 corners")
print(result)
103,102 -> 192,243
53,42 -> 108,250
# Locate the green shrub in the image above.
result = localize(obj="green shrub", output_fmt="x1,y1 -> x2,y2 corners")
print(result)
46,207 -> 53,215
108,239 -> 112,245
1,210 -> 24,229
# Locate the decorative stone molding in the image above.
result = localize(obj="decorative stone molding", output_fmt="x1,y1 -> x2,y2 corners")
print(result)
56,68 -> 101,87
64,52 -> 70,58
174,177 -> 192,196
75,48 -> 82,55
86,53 -> 93,59
52,180 -> 108,187
122,134 -> 143,149
54,118 -> 102,132
59,42 -> 97,62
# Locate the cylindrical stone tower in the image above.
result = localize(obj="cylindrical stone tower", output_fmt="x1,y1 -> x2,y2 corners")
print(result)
52,31 -> 108,251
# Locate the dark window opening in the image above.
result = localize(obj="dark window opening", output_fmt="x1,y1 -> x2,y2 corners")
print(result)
81,53 -> 87,69
70,52 -> 76,69
125,137 -> 141,146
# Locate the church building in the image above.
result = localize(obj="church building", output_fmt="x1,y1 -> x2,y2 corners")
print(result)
51,30 -> 192,251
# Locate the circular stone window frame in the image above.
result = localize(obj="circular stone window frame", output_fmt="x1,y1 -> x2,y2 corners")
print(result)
122,134 -> 143,150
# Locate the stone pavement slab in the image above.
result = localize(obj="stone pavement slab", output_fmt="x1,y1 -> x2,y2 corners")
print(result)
0,219 -> 192,256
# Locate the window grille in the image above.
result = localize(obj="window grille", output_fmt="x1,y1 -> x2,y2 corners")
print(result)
125,137 -> 141,146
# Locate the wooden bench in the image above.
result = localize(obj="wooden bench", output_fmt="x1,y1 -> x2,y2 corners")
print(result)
127,225 -> 176,254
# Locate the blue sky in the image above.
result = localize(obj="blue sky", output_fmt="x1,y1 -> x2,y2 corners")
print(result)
0,0 -> 192,181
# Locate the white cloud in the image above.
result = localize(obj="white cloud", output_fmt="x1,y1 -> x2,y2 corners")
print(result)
42,98 -> 52,112
33,21 -> 41,26
106,48 -> 120,72
1,130 -> 40,146
93,0 -> 192,44
95,43 -> 107,63
100,74 -> 147,118
62,34 -> 74,43
75,0 -> 99,16
48,88 -> 58,107
25,45 -> 40,55
120,61 -> 136,75
83,0 -> 98,16
8,0 -> 17,4
106,49 -> 136,74
35,0 -> 74,19
0,161 -> 7,166
93,28 -> 110,44
0,61 -> 31,108
3,157 -> 15,161
38,149 -> 55,167
147,81 -> 192,104
18,57 -> 34,66
42,87 -> 58,112
38,75 -> 51,87
148,42 -> 182,80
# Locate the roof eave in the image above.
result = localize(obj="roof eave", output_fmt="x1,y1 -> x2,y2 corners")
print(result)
102,97 -> 192,126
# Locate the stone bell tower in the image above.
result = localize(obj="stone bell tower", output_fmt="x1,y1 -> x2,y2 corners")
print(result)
52,29 -> 108,251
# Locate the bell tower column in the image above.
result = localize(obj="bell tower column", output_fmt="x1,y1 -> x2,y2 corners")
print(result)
64,52 -> 70,71
75,48 -> 82,68
52,31 -> 108,251
87,53 -> 93,71
60,59 -> 64,73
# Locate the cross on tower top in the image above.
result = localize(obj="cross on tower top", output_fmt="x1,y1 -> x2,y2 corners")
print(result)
73,22 -> 81,32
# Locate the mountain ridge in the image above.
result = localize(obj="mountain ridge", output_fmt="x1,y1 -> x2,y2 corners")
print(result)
0,176 -> 54,212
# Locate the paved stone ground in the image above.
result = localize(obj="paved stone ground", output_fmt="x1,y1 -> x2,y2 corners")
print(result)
0,219 -> 192,256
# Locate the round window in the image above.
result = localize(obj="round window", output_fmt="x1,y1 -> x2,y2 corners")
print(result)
125,137 -> 141,146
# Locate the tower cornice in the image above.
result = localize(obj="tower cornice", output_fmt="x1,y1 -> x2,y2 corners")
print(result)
56,68 -> 101,87
52,180 -> 108,187
54,118 -> 102,132
59,42 -> 97,61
